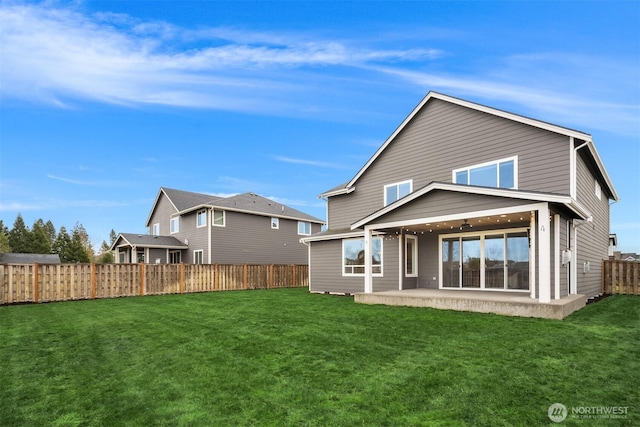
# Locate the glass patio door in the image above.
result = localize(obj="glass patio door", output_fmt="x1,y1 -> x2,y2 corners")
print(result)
461,237 -> 481,288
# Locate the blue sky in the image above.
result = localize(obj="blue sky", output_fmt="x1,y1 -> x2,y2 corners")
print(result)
0,0 -> 638,253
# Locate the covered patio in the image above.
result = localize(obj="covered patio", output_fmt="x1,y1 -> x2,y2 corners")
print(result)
355,288 -> 586,319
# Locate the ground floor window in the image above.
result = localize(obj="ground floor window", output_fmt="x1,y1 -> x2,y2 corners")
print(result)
405,235 -> 418,277
194,250 -> 203,264
343,237 -> 383,276
169,251 -> 181,264
441,228 -> 529,290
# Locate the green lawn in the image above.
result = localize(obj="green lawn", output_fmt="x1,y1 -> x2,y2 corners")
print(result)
0,289 -> 638,426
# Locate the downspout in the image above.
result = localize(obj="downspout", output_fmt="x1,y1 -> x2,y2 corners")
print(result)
569,139 -> 591,294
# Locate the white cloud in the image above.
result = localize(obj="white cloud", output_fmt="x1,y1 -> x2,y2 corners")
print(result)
273,155 -> 345,169
0,3 -> 439,111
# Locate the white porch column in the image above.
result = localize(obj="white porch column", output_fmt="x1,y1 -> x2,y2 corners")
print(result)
538,204 -> 551,303
529,211 -> 536,299
554,214 -> 561,299
131,246 -> 137,263
207,207 -> 212,264
570,225 -> 578,294
364,226 -> 373,294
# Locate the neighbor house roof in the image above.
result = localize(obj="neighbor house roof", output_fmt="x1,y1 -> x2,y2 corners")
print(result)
0,253 -> 61,264
320,91 -> 618,201
110,233 -> 189,251
146,187 -> 324,227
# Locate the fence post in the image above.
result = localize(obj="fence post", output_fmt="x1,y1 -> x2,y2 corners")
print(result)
139,263 -> 145,296
179,263 -> 184,294
243,264 -> 248,289
33,263 -> 39,303
269,264 -> 274,289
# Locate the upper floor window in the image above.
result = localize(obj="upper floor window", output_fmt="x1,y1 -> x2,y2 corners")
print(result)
213,210 -> 225,227
170,217 -> 179,234
384,180 -> 412,206
595,180 -> 602,200
298,221 -> 311,235
152,223 -> 160,236
453,156 -> 517,189
271,217 -> 279,229
196,210 -> 207,228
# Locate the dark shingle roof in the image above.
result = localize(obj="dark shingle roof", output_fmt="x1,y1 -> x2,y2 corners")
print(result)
114,233 -> 188,249
0,253 -> 61,264
161,187 -> 222,212
160,188 -> 323,223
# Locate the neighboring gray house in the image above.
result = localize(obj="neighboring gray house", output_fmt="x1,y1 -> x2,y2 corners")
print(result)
302,92 -> 618,305
112,188 -> 324,264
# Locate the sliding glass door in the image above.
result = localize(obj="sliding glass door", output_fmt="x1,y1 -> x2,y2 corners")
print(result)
441,229 -> 529,291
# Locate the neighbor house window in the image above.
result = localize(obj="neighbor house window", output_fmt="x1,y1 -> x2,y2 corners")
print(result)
298,221 -> 311,235
213,210 -> 225,227
406,235 -> 418,277
343,237 -> 383,276
194,250 -> 203,264
196,210 -> 207,228
271,217 -> 279,229
384,180 -> 412,206
453,157 -> 517,189
595,180 -> 602,200
170,217 -> 179,234
169,251 -> 181,264
152,223 -> 160,236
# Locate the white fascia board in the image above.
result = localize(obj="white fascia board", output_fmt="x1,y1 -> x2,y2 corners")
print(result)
318,186 -> 355,198
300,230 -> 365,243
178,204 -> 324,225
345,91 -> 594,189
351,183 -> 591,230
585,141 -> 619,201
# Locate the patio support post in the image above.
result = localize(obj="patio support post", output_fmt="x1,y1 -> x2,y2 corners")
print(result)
364,226 -> 373,293
538,203 -> 551,303
529,212 -> 536,299
554,214 -> 561,299
131,246 -> 136,263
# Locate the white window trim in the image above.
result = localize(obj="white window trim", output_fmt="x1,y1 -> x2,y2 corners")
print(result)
271,217 -> 279,229
438,227 -> 530,292
384,179 -> 413,206
595,180 -> 602,200
298,221 -> 311,236
152,223 -> 160,236
212,210 -> 225,227
342,237 -> 383,277
193,250 -> 204,264
405,235 -> 418,277
170,217 -> 179,234
196,209 -> 207,228
452,156 -> 518,189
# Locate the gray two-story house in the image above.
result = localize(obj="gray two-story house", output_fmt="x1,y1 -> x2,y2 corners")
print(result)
302,92 -> 618,317
112,188 -> 324,265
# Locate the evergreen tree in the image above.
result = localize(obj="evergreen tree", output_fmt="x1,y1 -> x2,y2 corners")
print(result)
0,220 -> 9,253
53,226 -> 72,262
96,240 -> 115,264
109,229 -> 117,245
8,214 -> 31,253
31,219 -> 52,254
61,224 -> 91,263
44,220 -> 57,247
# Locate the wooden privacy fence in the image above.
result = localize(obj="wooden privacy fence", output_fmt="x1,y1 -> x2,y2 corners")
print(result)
0,263 -> 308,305
602,260 -> 640,295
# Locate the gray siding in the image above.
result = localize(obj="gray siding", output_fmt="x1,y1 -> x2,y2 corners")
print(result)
328,99 -> 571,230
575,150 -> 610,297
148,193 -> 177,236
309,235 -> 399,293
373,191 -> 535,225
209,211 -> 318,265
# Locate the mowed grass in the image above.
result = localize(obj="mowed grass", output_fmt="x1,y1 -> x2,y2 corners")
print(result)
0,289 -> 638,426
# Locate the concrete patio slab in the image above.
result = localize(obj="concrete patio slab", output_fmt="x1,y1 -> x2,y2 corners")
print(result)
354,289 -> 586,319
